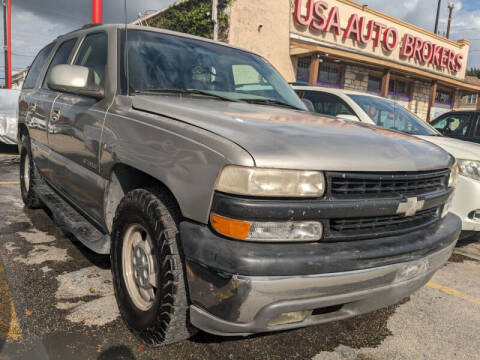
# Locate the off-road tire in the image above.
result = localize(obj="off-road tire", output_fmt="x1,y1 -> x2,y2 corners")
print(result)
19,135 -> 43,209
111,188 -> 195,346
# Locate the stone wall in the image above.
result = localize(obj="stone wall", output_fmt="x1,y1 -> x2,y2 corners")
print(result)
452,91 -> 478,111
343,65 -> 369,92
452,90 -> 463,110
410,81 -> 431,121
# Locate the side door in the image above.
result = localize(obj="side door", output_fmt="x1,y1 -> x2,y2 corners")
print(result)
48,31 -> 109,223
467,113 -> 480,144
37,37 -> 79,183
21,43 -> 55,173
431,112 -> 474,142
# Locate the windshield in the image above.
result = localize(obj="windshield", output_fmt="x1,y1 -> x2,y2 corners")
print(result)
121,30 -> 306,110
348,94 -> 440,136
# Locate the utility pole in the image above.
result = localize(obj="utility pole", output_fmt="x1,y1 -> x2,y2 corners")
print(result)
3,0 -> 11,89
446,2 -> 454,39
212,0 -> 218,41
434,0 -> 442,34
92,0 -> 102,24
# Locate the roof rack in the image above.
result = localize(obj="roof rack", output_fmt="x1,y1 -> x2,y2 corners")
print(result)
57,23 -> 103,39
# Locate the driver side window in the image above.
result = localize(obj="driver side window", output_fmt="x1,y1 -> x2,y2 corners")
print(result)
74,32 -> 107,86
433,114 -> 471,136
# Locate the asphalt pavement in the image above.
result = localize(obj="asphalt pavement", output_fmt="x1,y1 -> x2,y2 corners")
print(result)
0,143 -> 479,360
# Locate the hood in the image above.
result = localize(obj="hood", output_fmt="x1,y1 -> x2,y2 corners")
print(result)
133,95 -> 452,172
417,135 -> 480,162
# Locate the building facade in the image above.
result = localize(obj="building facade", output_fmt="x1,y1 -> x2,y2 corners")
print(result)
142,0 -> 480,121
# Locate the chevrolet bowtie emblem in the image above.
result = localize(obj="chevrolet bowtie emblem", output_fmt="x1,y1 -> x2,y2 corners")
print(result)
396,197 -> 425,217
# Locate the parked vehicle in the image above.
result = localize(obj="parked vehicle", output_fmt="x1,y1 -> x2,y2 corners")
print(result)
18,24 -> 460,346
0,89 -> 20,145
294,86 -> 480,232
431,110 -> 480,144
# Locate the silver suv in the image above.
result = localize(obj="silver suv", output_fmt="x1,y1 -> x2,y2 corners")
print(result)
18,24 -> 460,346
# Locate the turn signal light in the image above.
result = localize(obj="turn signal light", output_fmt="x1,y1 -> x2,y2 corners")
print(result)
210,214 -> 251,240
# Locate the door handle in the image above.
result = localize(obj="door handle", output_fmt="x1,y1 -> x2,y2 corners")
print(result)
51,109 -> 60,122
28,103 -> 37,112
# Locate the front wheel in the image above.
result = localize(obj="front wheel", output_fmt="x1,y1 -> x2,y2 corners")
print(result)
111,188 -> 194,346
19,135 -> 43,209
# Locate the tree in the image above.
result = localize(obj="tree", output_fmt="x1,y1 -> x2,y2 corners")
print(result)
146,0 -> 233,41
466,67 -> 480,78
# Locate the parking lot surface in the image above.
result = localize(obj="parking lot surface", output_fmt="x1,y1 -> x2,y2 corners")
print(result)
0,144 -> 479,360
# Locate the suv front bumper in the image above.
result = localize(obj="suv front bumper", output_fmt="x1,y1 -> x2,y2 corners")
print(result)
180,214 -> 460,336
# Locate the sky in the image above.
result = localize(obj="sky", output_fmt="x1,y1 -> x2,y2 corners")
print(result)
1,0 -> 480,84
0,0 -> 175,81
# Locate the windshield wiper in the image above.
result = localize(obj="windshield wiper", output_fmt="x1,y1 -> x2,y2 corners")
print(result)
135,88 -> 241,102
238,97 -> 302,110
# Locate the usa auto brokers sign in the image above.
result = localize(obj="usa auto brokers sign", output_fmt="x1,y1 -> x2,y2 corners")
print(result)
294,0 -> 464,73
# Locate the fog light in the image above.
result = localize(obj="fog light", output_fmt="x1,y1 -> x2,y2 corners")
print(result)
468,210 -> 480,221
210,214 -> 323,242
394,259 -> 429,283
268,311 -> 310,327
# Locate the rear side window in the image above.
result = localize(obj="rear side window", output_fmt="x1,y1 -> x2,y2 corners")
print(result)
74,32 -> 108,86
23,43 -> 55,89
43,38 -> 77,88
300,91 -> 354,117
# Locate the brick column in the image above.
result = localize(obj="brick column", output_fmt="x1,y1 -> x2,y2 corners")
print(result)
477,93 -> 480,110
426,81 -> 438,123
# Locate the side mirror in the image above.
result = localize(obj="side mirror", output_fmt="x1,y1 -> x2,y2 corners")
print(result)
47,64 -> 104,99
302,98 -> 315,112
337,114 -> 360,122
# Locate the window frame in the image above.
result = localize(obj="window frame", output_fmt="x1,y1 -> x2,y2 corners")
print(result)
41,37 -> 79,90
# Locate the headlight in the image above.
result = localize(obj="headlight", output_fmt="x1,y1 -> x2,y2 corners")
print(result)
456,159 -> 480,182
215,166 -> 325,197
449,161 -> 459,187
210,214 -> 323,242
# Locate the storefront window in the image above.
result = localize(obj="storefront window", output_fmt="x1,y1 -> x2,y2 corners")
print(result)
296,56 -> 311,83
367,75 -> 382,94
466,94 -> 478,105
317,63 -> 342,88
435,90 -> 452,106
389,79 -> 411,98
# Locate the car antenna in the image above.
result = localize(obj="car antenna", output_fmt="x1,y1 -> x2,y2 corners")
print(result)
124,0 -> 130,96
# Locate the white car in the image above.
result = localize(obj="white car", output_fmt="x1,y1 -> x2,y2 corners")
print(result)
294,85 -> 480,233
0,89 -> 20,145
